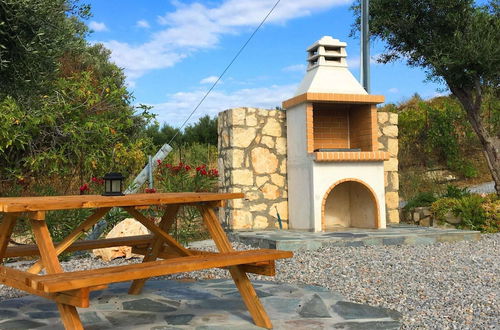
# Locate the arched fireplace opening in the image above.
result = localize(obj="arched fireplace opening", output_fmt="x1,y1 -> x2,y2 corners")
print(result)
322,179 -> 379,230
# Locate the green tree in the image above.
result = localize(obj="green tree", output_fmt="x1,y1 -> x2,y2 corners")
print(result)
144,123 -> 182,147
0,1 -> 155,194
183,115 -> 218,146
352,0 -> 500,193
0,0 -> 89,101
0,45 -> 155,190
145,115 -> 218,148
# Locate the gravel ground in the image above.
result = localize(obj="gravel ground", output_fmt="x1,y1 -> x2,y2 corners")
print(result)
1,234 -> 499,329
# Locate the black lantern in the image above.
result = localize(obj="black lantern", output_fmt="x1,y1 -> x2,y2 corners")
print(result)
102,172 -> 125,196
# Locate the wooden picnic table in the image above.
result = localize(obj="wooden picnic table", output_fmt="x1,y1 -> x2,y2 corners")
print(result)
0,192 -> 293,329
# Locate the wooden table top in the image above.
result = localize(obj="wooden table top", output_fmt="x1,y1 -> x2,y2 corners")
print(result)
0,192 -> 244,212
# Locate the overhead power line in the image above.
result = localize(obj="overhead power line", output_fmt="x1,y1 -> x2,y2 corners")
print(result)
167,0 -> 282,146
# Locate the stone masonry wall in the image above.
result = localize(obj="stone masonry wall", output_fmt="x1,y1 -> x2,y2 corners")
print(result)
218,108 -> 288,230
377,112 -> 400,223
218,108 -> 399,229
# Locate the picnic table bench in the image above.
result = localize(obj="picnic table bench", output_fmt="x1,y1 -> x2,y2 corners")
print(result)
0,193 -> 293,329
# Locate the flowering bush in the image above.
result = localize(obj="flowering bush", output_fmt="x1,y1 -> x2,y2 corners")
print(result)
154,161 -> 218,193
145,161 -> 220,244
79,177 -> 105,195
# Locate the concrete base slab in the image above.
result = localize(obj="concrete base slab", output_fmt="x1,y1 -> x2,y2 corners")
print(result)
0,280 -> 401,329
230,224 -> 480,251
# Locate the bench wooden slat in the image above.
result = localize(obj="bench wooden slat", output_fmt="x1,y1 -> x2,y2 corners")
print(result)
0,266 -> 106,308
132,246 -> 276,276
30,249 -> 292,293
5,235 -> 154,257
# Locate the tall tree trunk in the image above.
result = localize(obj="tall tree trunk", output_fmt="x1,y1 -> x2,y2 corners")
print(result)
451,86 -> 500,194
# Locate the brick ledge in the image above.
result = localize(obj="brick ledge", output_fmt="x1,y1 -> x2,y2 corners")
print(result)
314,151 -> 390,162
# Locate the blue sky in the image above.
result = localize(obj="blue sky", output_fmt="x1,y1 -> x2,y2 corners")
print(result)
85,0 -> 446,127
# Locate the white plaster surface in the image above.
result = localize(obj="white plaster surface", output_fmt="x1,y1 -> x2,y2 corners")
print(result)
296,66 -> 367,95
312,162 -> 387,231
285,36 -> 386,232
286,104 -> 315,230
296,36 -> 367,96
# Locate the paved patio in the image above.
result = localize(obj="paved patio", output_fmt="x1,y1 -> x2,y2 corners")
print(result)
0,279 -> 401,329
230,224 -> 480,251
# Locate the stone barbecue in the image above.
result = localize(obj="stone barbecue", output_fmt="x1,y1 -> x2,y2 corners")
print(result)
282,36 -> 390,231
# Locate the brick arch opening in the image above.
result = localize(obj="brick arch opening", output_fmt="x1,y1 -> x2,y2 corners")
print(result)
321,178 -> 380,230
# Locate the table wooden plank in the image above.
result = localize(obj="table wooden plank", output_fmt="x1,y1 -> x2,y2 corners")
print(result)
30,219 -> 83,329
4,235 -> 154,258
0,192 -> 244,212
0,266 -> 90,308
132,246 -> 277,276
0,213 -> 18,263
29,249 -> 292,293
124,207 -> 192,257
28,207 -> 111,274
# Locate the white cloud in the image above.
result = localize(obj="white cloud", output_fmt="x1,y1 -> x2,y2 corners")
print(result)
88,21 -> 108,32
149,83 -> 296,126
99,0 -> 351,81
432,91 -> 449,98
200,76 -> 220,84
101,40 -> 187,80
282,64 -> 306,72
136,19 -> 150,28
388,88 -> 399,93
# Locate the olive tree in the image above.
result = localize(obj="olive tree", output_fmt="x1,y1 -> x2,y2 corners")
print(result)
0,0 -> 90,101
352,0 -> 500,193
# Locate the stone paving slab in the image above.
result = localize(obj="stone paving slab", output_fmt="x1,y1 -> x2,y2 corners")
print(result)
230,224 -> 480,251
0,280 -> 401,329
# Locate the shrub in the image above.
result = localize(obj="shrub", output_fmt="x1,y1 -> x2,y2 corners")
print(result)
155,161 -> 218,193
430,197 -> 460,223
443,185 -> 470,199
394,95 -> 488,180
430,193 -> 499,233
454,195 -> 487,231
403,191 -> 437,212
149,160 -> 219,244
480,194 -> 500,233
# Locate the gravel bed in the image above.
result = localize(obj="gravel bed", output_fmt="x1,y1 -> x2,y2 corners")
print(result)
1,234 -> 499,329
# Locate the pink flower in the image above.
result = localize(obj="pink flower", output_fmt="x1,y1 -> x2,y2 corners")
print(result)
145,188 -> 157,193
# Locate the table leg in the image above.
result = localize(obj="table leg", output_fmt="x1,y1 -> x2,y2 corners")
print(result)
30,219 -> 83,330
28,207 -> 111,274
129,204 -> 180,294
198,205 -> 272,329
0,213 -> 18,264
